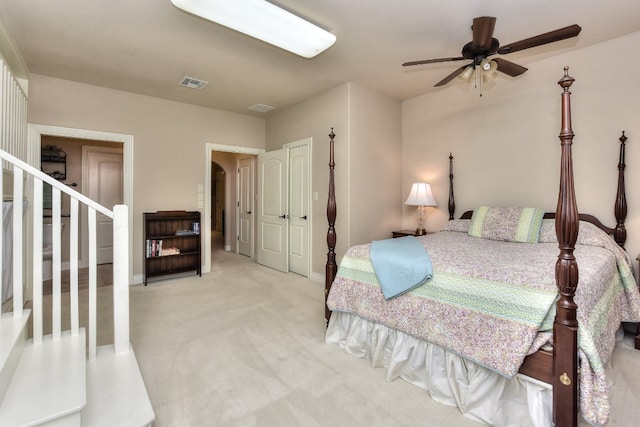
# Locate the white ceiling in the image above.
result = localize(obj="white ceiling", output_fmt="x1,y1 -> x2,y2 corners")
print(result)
1,0 -> 639,117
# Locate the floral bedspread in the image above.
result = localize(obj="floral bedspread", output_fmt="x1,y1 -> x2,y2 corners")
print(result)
326,220 -> 640,425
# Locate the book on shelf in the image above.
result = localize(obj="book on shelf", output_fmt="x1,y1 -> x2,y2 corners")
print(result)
146,240 -> 182,257
160,247 -> 180,256
146,239 -> 163,258
175,229 -> 197,236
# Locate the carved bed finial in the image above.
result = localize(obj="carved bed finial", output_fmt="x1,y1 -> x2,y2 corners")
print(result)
553,66 -> 579,427
448,153 -> 455,220
325,128 -> 337,325
556,66 -> 578,297
615,131 -> 628,247
558,66 -> 575,91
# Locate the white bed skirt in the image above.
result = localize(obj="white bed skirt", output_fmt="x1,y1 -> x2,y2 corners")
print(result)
326,311 -> 553,427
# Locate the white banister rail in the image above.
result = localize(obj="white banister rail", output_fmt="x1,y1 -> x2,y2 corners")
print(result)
0,147 -> 129,359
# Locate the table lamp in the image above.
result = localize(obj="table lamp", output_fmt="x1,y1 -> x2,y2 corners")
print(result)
405,182 -> 437,235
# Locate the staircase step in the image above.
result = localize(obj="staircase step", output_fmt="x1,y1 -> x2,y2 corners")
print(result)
0,310 -> 31,402
0,330 -> 86,427
82,344 -> 155,427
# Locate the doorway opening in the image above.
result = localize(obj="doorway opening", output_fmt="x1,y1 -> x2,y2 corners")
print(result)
211,161 -> 225,253
29,124 -> 134,284
39,135 -> 123,273
203,143 -> 264,274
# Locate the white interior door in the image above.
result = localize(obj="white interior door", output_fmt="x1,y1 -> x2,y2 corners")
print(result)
237,156 -> 254,257
83,146 -> 123,264
287,142 -> 310,276
257,149 -> 287,272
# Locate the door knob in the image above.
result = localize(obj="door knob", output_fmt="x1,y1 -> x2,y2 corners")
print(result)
247,211 -> 251,214
279,214 -> 288,219
300,215 -> 307,220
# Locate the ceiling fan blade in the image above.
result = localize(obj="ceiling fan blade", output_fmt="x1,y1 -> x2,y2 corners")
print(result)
493,58 -> 528,77
472,16 -> 496,51
403,56 -> 466,67
434,64 -> 469,87
497,24 -> 582,54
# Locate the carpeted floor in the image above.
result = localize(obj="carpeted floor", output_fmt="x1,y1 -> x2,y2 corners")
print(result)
46,232 -> 640,426
128,245 -> 484,426
42,263 -> 113,295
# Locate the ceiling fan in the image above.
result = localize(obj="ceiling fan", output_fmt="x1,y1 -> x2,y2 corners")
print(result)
403,17 -> 581,87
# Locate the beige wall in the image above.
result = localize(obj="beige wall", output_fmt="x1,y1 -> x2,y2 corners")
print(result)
402,31 -> 640,272
266,82 -> 402,276
28,74 -> 265,279
348,83 -> 403,244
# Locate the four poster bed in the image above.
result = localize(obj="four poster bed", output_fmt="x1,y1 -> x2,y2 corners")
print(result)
323,68 -> 640,427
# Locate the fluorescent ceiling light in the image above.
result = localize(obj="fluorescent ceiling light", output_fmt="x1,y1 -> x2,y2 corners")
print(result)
171,0 -> 336,58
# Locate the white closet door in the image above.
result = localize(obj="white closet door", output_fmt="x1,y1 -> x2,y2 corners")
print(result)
287,142 -> 310,277
256,149 -> 288,272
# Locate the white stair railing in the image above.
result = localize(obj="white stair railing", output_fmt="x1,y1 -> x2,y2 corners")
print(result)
0,148 -> 129,359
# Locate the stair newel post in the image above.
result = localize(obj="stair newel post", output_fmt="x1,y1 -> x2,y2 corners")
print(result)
325,128 -> 337,326
553,67 -> 579,427
113,204 -> 130,353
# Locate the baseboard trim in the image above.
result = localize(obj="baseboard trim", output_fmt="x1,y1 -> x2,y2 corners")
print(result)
310,272 -> 324,284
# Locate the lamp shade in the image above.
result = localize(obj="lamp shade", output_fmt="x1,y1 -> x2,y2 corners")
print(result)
405,183 -> 437,207
480,59 -> 498,82
458,65 -> 475,83
171,0 -> 336,58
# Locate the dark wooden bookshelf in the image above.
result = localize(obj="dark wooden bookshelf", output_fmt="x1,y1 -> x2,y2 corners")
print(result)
143,210 -> 201,285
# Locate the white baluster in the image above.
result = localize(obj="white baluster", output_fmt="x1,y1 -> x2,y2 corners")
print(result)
52,187 -> 61,340
88,207 -> 97,360
113,204 -> 130,353
70,198 -> 79,335
12,167 -> 23,316
32,178 -> 43,343
0,164 -> 3,306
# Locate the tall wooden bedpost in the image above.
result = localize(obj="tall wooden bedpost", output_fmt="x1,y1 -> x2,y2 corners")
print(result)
325,128 -> 337,325
554,67 -> 579,427
448,153 -> 455,220
615,131 -> 628,247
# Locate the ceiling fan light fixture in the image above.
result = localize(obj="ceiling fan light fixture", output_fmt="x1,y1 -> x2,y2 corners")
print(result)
480,59 -> 498,82
170,0 -> 336,58
458,65 -> 475,82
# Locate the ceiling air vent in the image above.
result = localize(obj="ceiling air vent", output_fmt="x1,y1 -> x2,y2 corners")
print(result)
179,76 -> 209,90
248,103 -> 275,113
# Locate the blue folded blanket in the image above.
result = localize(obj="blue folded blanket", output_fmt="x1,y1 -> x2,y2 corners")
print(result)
370,236 -> 433,299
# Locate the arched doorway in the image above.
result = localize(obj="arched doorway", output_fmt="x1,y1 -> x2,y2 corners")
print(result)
203,143 -> 264,274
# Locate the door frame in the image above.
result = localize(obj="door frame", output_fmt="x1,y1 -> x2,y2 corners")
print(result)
28,124 -> 134,284
203,143 -> 264,274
